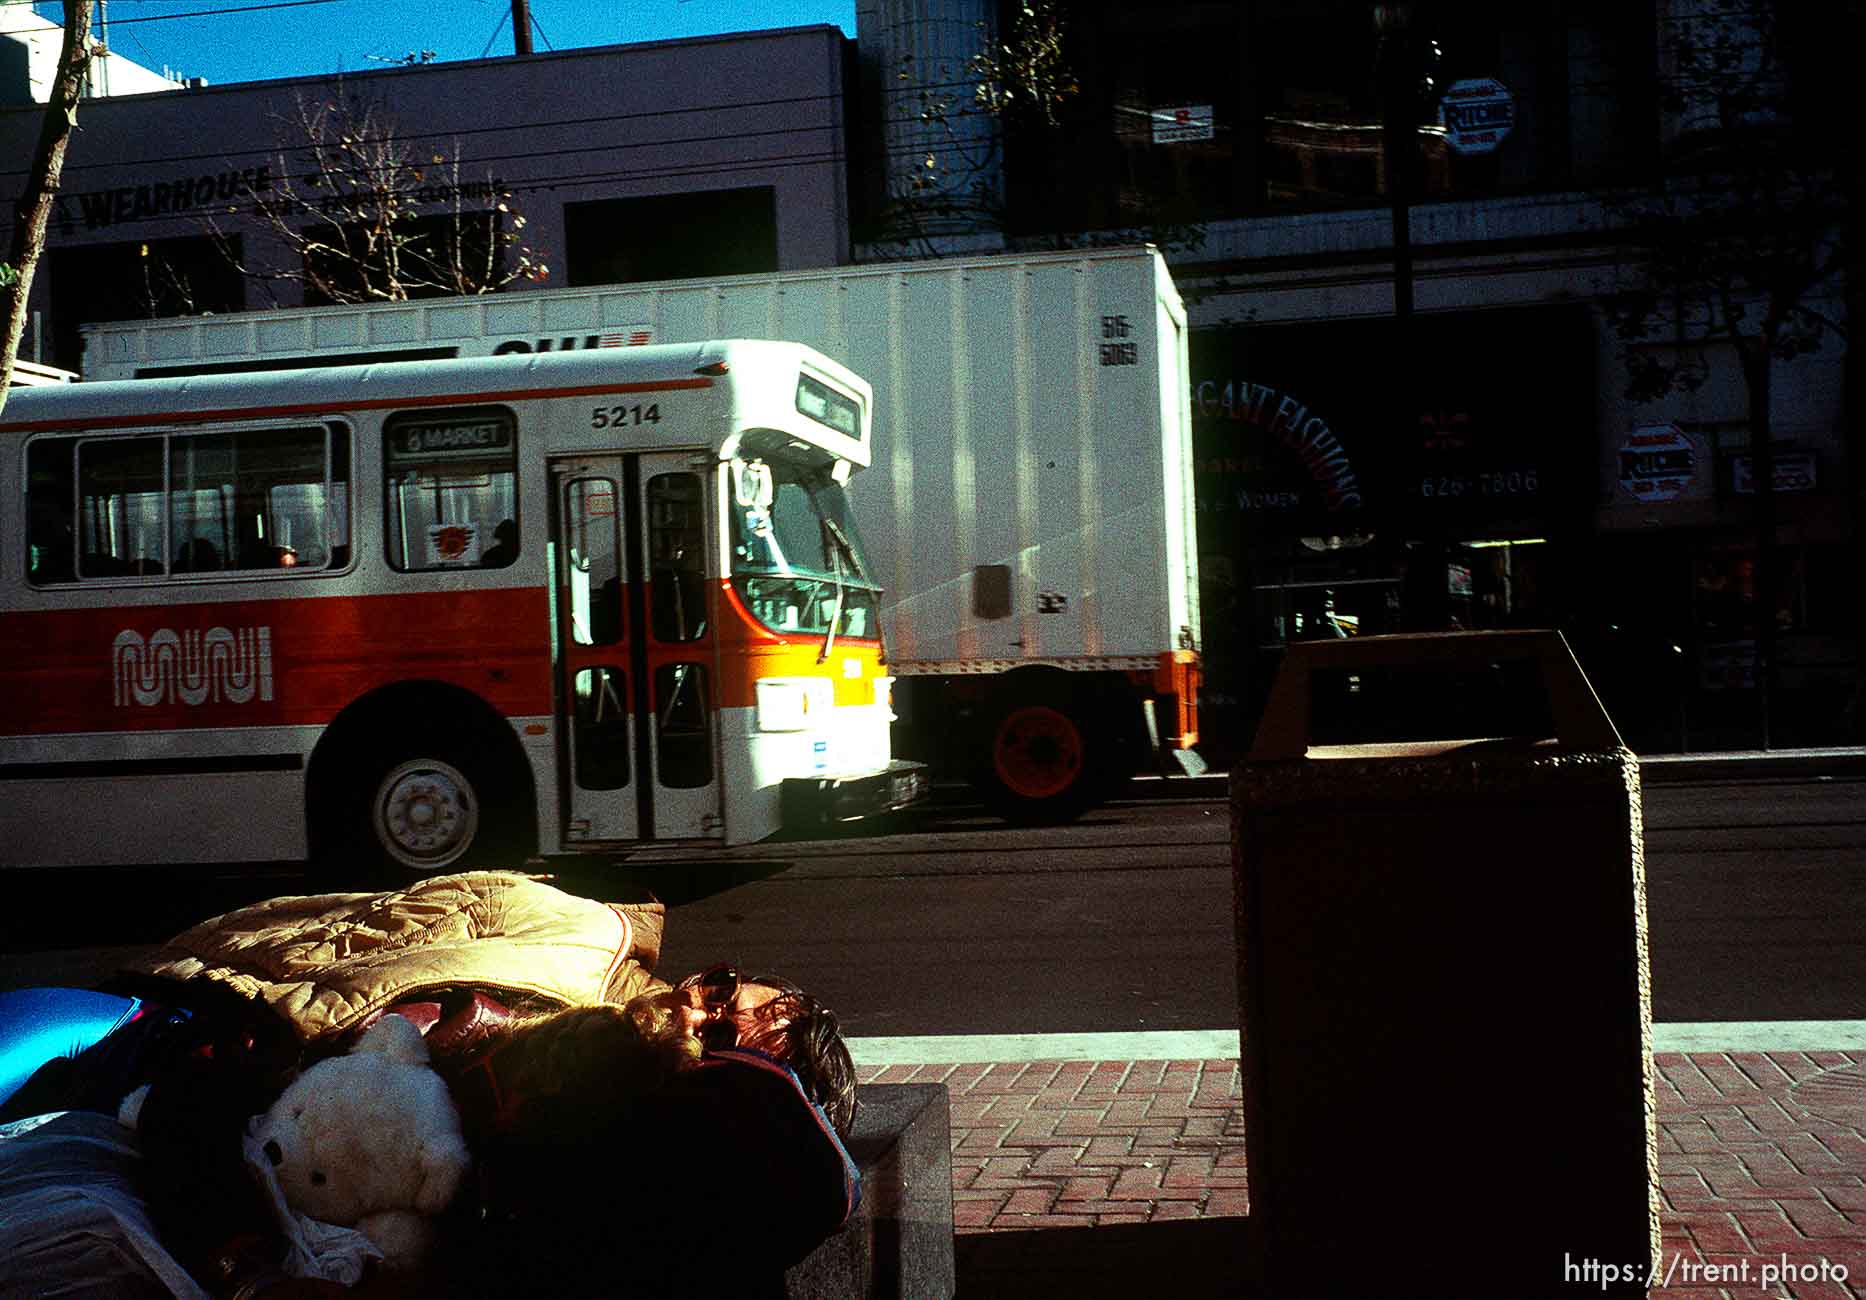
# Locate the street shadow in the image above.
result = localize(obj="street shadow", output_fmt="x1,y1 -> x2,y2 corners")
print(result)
955,1219 -> 1257,1299
2,856 -> 803,953
5,864 -> 314,953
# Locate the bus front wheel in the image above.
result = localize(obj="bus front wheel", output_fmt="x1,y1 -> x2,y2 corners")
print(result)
332,736 -> 526,881
369,755 -> 481,874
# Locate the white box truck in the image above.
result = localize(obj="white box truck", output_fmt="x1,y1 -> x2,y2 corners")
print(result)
82,245 -> 1203,821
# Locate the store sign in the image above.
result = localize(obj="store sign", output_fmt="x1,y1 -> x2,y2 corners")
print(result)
1192,305 -> 1588,529
1152,105 -> 1214,144
1439,78 -> 1515,155
56,168 -> 508,233
1618,423 -> 1704,504
1192,379 -> 1364,512
1732,450 -> 1817,494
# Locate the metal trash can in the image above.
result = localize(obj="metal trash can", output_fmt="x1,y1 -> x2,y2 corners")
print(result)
1232,630 -> 1659,1299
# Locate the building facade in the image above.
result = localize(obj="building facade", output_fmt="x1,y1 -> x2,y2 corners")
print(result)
856,0 -> 1857,757
0,24 -> 853,371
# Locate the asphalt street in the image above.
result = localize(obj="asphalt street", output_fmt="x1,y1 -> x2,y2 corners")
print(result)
3,761 -> 1862,1034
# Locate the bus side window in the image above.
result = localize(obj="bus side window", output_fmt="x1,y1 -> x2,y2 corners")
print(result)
76,436 -> 163,580
25,438 -> 76,585
172,425 -> 338,574
174,538 -> 222,572
382,406 -> 517,572
328,427 -> 352,569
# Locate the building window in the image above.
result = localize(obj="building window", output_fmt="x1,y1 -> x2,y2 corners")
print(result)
1250,0 -> 1656,208
1000,1 -> 1657,227
1003,6 -> 1246,235
47,234 -> 245,374
302,211 -> 507,305
563,188 -> 777,286
1106,19 -> 1242,225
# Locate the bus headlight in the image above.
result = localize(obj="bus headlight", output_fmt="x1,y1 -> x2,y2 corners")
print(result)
756,678 -> 833,732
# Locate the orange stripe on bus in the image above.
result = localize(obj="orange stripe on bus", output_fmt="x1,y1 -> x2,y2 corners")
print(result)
0,587 -> 551,736
738,643 -> 882,707
711,580 -> 884,706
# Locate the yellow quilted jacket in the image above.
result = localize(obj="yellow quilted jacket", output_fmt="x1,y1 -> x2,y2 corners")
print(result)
127,871 -> 668,1044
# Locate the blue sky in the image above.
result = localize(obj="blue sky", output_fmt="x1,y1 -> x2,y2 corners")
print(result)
32,0 -> 855,87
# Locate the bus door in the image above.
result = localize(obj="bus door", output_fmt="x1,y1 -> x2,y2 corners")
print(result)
553,451 -> 721,842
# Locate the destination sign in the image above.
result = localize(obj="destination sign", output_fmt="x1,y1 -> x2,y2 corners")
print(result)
797,374 -> 862,439
388,411 -> 515,460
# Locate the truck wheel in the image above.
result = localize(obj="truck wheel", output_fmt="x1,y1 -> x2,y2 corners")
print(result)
975,692 -> 1098,824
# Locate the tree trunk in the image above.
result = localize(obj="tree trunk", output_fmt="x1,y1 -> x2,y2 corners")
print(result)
0,2 -> 95,409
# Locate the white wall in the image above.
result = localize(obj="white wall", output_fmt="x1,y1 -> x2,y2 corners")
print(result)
0,7 -> 181,103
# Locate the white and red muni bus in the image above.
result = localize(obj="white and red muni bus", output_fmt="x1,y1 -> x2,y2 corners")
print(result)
1,340 -> 924,873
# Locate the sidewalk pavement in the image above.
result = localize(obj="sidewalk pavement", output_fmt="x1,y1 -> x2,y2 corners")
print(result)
856,1032 -> 1866,1298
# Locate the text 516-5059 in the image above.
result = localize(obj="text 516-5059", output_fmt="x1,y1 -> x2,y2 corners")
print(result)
590,403 -> 661,429
1419,469 -> 1539,499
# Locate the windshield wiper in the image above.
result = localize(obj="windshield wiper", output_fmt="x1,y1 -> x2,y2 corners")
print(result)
821,516 -> 866,582
823,514 -> 886,662
818,516 -> 846,664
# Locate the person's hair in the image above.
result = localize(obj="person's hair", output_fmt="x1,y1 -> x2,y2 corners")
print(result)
743,973 -> 858,1138
467,1001 -> 702,1229
499,1000 -> 701,1105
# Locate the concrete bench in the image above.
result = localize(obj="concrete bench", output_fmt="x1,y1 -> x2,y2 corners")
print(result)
786,1082 -> 955,1300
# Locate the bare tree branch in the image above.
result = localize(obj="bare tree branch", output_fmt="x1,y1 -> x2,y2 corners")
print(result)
206,86 -> 547,304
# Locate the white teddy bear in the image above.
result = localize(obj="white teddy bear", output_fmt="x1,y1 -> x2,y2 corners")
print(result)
122,1013 -> 472,1277
252,1014 -> 472,1271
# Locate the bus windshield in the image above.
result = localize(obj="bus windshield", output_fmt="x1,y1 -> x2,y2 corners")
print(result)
729,456 -> 881,647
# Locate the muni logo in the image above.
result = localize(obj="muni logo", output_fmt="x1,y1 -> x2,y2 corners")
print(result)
112,626 -> 274,708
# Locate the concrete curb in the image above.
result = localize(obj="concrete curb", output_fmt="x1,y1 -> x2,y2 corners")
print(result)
848,1023 -> 1866,1066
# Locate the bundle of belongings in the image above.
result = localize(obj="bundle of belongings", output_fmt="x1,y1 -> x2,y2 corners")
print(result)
0,871 -> 860,1300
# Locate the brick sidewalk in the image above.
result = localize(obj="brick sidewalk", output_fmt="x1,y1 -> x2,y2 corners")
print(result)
859,1049 -> 1866,1298
1654,1051 -> 1866,1299
857,1057 -> 1249,1230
